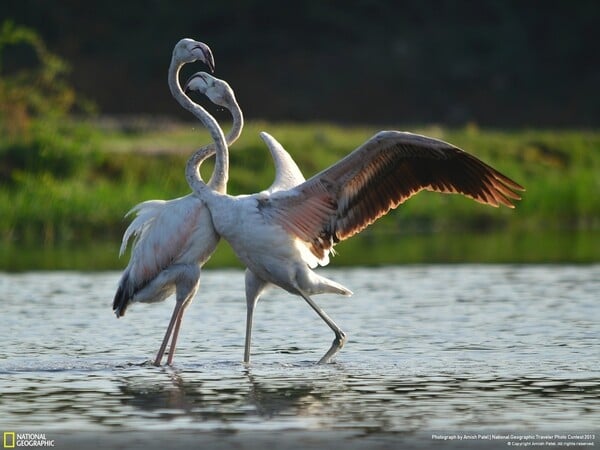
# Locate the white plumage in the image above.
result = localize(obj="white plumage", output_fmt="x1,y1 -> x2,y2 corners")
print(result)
180,77 -> 525,363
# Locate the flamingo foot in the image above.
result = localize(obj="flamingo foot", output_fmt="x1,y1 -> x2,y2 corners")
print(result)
317,330 -> 347,364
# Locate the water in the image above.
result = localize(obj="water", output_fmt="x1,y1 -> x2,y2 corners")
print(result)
1,266 -> 598,449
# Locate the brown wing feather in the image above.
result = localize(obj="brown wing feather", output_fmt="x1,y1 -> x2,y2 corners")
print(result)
265,131 -> 524,259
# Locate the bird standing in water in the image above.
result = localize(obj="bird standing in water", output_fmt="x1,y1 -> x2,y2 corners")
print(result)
113,40 -> 304,366
179,77 -> 525,363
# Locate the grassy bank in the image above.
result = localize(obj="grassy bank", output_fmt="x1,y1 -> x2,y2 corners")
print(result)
1,119 -> 599,268
2,229 -> 599,271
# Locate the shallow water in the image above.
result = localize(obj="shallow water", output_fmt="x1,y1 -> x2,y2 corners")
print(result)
1,266 -> 598,447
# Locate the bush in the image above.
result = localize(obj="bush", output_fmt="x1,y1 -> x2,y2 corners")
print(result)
0,21 -> 97,185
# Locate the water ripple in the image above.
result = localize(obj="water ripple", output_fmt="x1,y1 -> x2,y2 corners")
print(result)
0,266 -> 598,433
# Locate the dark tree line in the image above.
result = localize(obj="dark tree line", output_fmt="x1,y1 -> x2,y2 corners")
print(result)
2,0 -> 599,126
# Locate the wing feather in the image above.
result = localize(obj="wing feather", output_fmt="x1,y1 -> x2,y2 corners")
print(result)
264,130 -> 524,258
260,131 -> 305,193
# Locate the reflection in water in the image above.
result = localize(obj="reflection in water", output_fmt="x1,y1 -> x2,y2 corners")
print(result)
117,366 -> 324,429
104,364 -> 600,432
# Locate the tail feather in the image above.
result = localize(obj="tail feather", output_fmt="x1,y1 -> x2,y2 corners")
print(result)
113,271 -> 133,317
120,200 -> 166,256
115,200 -> 165,316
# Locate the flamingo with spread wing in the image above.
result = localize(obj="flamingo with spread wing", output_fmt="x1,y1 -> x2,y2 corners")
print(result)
179,72 -> 525,363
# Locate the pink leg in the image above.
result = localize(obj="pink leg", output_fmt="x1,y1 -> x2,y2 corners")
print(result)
154,301 -> 183,366
166,302 -> 189,365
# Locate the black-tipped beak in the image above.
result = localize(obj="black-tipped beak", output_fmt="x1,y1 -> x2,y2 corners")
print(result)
192,44 -> 215,73
202,48 -> 215,73
206,54 -> 215,73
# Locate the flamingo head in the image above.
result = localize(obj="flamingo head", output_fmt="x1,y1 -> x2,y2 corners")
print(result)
184,72 -> 236,109
172,38 -> 215,73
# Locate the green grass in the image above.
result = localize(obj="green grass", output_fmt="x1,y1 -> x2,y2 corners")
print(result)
2,229 -> 599,271
1,119 -> 599,268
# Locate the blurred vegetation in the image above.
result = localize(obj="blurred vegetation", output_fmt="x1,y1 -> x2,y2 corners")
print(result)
0,20 -> 598,269
0,20 -> 74,135
0,21 -> 97,183
1,117 -> 599,249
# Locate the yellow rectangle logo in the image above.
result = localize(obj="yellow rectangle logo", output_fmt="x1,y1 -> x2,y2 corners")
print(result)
3,432 -> 15,449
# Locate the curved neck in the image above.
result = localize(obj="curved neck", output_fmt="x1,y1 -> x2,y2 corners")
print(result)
168,58 -> 229,195
206,96 -> 243,188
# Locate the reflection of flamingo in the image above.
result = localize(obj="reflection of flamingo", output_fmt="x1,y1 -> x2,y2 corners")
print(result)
112,40 -> 228,366
180,74 -> 525,363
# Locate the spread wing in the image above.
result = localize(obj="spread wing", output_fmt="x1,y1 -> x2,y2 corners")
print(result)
262,130 -> 524,260
260,131 -> 305,193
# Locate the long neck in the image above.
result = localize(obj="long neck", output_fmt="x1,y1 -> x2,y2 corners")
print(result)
207,95 -> 243,189
168,58 -> 229,195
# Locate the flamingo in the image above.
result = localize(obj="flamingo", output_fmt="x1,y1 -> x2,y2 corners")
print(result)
180,74 -> 525,364
112,39 -> 223,366
184,73 -> 306,364
113,40 -> 304,366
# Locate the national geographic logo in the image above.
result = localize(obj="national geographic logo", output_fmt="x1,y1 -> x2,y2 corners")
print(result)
3,432 -> 55,448
3,433 -> 14,449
